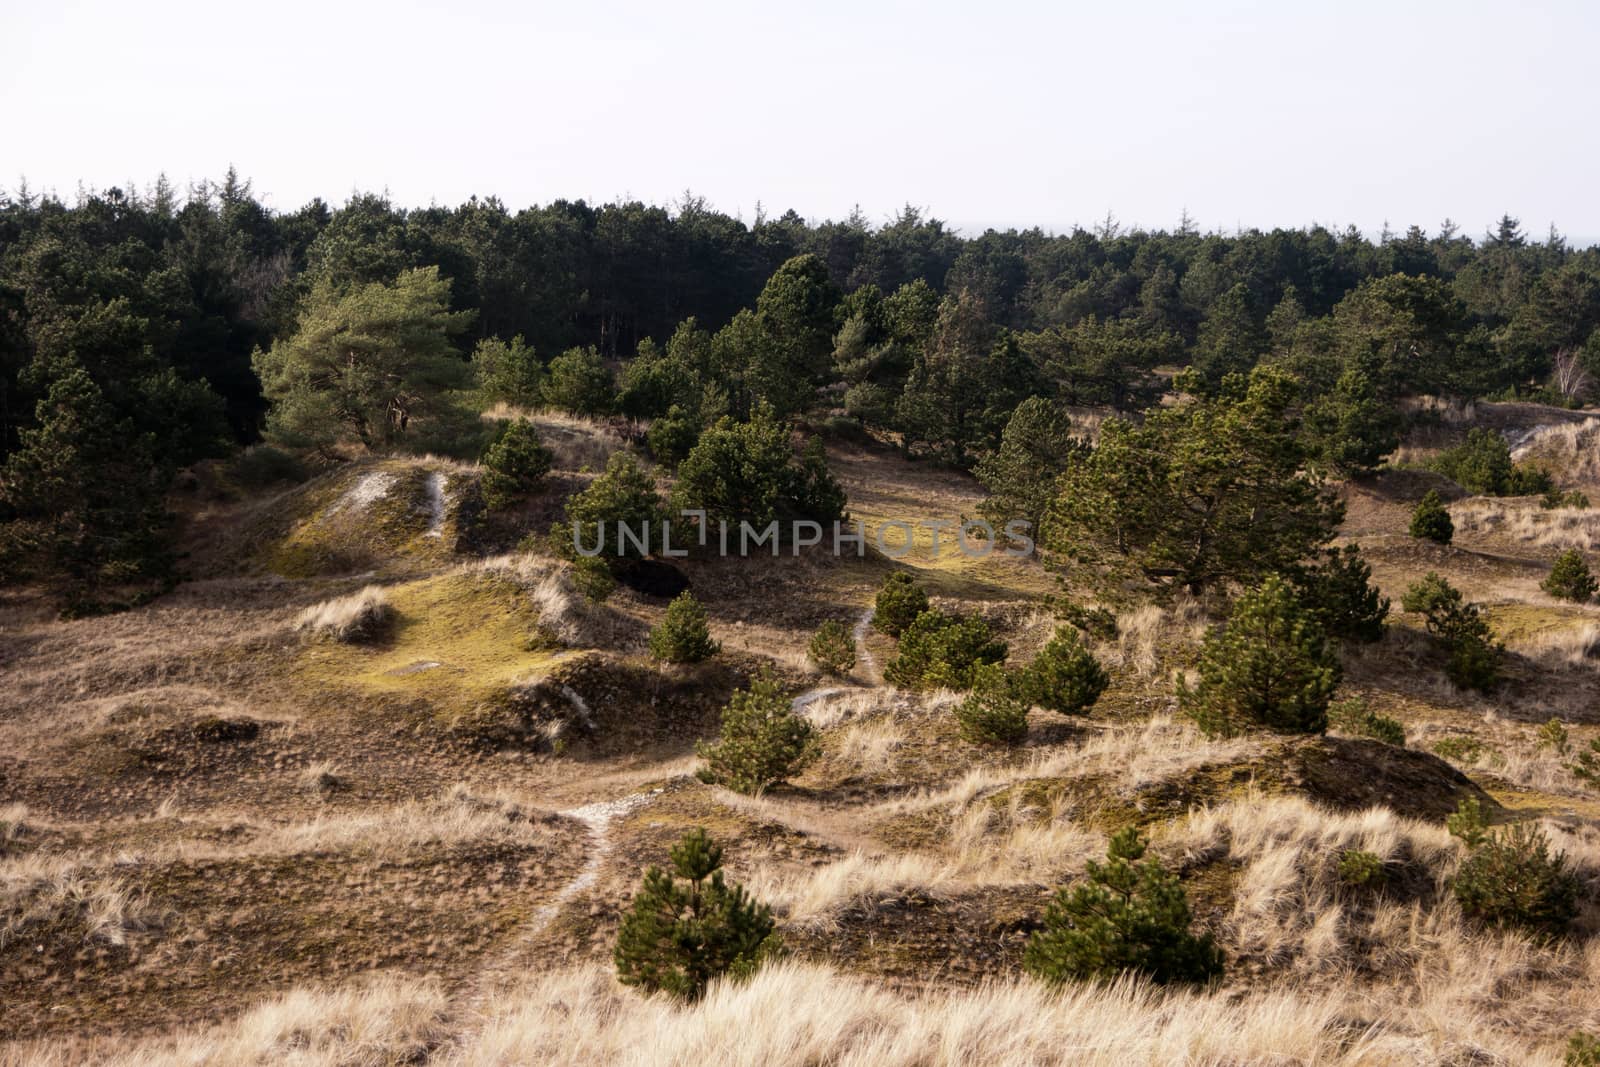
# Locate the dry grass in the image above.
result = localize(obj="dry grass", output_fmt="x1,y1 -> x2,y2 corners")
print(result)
1104,596 -> 1208,680
0,856 -> 155,950
293,586 -> 391,642
1454,497 -> 1600,551
1514,419 -> 1600,486
481,405 -> 626,472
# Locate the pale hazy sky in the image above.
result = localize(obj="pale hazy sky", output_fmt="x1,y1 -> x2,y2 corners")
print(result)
6,0 -> 1598,238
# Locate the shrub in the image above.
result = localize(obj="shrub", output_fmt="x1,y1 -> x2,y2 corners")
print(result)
697,672 -> 819,794
1431,428 -> 1551,496
1179,575 -> 1340,738
1542,487 -> 1591,510
562,451 -> 665,562
1018,626 -> 1108,715
1542,549 -> 1597,603
1568,1033 -> 1600,1066
954,664 -> 1030,745
569,555 -> 617,603
1327,697 -> 1406,746
1452,821 -> 1580,937
1288,544 -> 1389,643
1402,572 -> 1502,692
613,828 -> 777,1001
479,420 -> 553,511
873,572 -> 929,637
808,619 -> 856,676
1572,738 -> 1600,789
294,586 -> 391,642
646,404 -> 701,469
1432,735 -> 1484,764
1024,827 -> 1224,987
649,591 -> 720,664
1337,849 -> 1387,888
228,444 -> 307,489
883,609 -> 1007,691
1058,601 -> 1118,640
1447,797 -> 1490,849
1537,718 -> 1572,756
542,345 -> 615,416
1408,490 -> 1454,544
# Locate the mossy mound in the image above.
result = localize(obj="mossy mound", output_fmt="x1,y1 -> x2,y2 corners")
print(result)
294,570 -> 572,720
240,458 -> 475,578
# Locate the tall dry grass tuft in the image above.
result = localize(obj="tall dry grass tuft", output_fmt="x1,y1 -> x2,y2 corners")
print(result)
1454,498 -> 1600,551
293,586 -> 391,642
1514,419 -> 1600,485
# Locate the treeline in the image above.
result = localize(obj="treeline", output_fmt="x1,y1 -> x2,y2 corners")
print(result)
4,170 -> 1600,603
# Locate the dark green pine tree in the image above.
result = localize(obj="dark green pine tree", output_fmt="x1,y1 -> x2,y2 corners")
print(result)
872,571 -> 930,637
1180,575 -> 1341,737
1288,544 -> 1391,643
696,672 -> 819,794
479,419 -> 553,511
1018,625 -> 1108,715
1024,827 -> 1224,986
649,591 -> 720,664
1541,549 -> 1597,603
1408,490 -> 1454,544
613,828 -> 778,1001
0,366 -> 173,601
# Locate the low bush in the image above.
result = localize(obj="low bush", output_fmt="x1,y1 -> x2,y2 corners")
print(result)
1018,626 -> 1108,715
873,572 -> 929,637
1327,697 -> 1406,746
1542,549 -> 1597,603
697,672 -> 819,794
649,591 -> 720,664
1024,827 -> 1223,987
613,828 -> 777,1000
1402,573 -> 1502,691
807,619 -> 856,676
954,664 -> 1030,745
1453,821 -> 1580,938
480,419 -> 553,511
1408,490 -> 1454,544
883,609 -> 1007,690
1337,849 -> 1387,888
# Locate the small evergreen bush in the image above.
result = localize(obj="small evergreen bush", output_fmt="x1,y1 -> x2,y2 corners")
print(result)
1432,735 -> 1485,764
808,619 -> 856,676
1408,490 -> 1454,544
646,404 -> 701,468
1537,718 -> 1572,756
1452,821 -> 1580,938
1337,849 -> 1387,888
1058,601 -> 1118,640
479,419 -> 553,510
613,828 -> 777,1000
1542,549 -> 1597,603
954,663 -> 1030,745
697,672 -> 820,794
1018,626 -> 1108,715
1023,827 -> 1223,987
1542,488 -> 1591,510
873,572 -> 929,637
883,609 -> 1007,690
1179,575 -> 1340,737
1328,697 -> 1406,746
1402,572 -> 1502,691
1572,738 -> 1600,789
1568,1032 -> 1600,1066
649,591 -> 720,664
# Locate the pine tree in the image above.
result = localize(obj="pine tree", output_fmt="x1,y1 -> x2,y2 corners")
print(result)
1018,626 -> 1108,715
954,663 -> 1030,744
542,345 -> 615,416
697,672 -> 819,794
646,404 -> 700,469
1288,544 -> 1390,643
471,334 -> 543,407
562,452 -> 664,562
479,419 -> 553,510
1180,575 -> 1341,737
808,619 -> 856,676
613,828 -> 777,1000
872,571 -> 929,637
1402,572 -> 1502,691
1024,827 -> 1223,986
649,591 -> 720,664
975,397 -> 1086,546
883,609 -> 1008,691
1452,822 -> 1579,938
1409,490 -> 1454,544
1541,549 -> 1597,603
1303,367 -> 1400,475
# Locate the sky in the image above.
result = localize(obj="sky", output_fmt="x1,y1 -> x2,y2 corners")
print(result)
5,0 -> 1598,240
